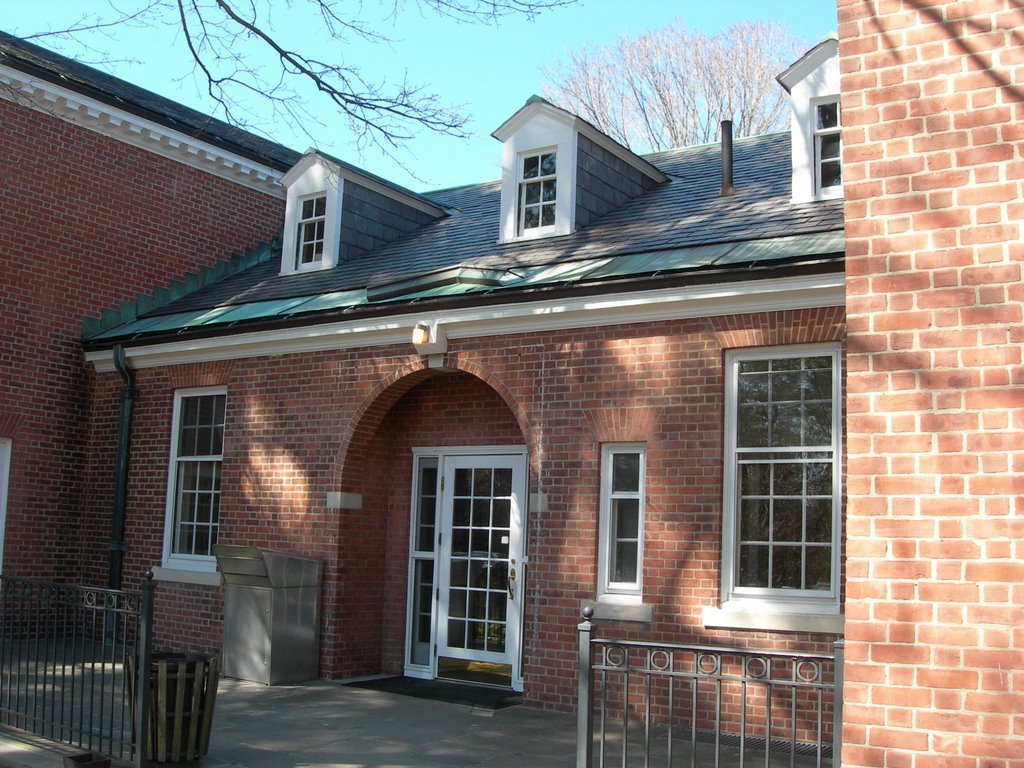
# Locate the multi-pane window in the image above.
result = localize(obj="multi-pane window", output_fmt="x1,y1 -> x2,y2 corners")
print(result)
814,99 -> 842,194
408,456 -> 438,668
519,151 -> 557,232
725,347 -> 840,606
599,444 -> 646,598
166,389 -> 226,565
295,195 -> 327,269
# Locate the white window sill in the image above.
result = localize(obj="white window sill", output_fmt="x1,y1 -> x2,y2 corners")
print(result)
152,566 -> 221,587
703,605 -> 843,635
583,598 -> 653,624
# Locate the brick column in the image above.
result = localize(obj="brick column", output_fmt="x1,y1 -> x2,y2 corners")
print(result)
839,0 -> 1024,765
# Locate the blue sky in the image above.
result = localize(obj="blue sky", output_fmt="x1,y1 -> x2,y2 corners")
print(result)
8,1 -> 838,192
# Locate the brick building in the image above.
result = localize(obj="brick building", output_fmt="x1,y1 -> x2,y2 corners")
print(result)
839,0 -> 1024,765
0,32 -> 297,582
2,29 -> 846,708
2,0 -> 1021,761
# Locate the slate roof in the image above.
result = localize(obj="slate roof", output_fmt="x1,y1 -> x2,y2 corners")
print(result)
11,26 -> 842,345
145,131 -> 841,310
0,31 -> 301,171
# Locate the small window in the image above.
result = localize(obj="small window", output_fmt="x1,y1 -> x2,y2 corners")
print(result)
598,444 -> 646,600
164,388 -> 226,570
295,195 -> 327,269
813,100 -> 842,194
519,151 -> 557,233
723,346 -> 840,612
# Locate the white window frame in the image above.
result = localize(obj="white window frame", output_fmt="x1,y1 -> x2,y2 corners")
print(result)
597,443 -> 646,603
279,156 -> 344,275
495,105 -> 577,243
720,344 -> 841,617
784,40 -> 841,204
517,149 -> 558,236
294,193 -> 328,270
0,439 -> 10,574
812,97 -> 842,197
162,387 -> 227,573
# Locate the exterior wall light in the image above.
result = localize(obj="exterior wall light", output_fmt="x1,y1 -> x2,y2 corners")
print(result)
411,320 -> 448,359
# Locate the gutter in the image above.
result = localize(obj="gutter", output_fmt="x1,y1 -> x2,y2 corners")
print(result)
84,262 -> 846,373
84,255 -> 845,354
108,345 -> 136,591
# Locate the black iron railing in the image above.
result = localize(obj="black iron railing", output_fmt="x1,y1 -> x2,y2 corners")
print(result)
0,574 -> 155,763
577,609 -> 844,768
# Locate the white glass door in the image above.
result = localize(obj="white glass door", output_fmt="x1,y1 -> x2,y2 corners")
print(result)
436,453 -> 525,686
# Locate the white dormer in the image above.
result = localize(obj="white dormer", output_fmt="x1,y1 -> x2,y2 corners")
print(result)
280,153 -> 344,274
278,152 -> 446,275
492,97 -> 667,244
493,99 -> 578,243
777,37 -> 842,205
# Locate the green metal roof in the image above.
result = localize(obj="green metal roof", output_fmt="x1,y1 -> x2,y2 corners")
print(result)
87,230 -> 843,343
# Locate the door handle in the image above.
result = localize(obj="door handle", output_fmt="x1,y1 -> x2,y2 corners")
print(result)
508,567 -> 516,600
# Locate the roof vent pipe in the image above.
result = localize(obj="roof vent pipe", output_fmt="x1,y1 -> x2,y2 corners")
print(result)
720,119 -> 734,196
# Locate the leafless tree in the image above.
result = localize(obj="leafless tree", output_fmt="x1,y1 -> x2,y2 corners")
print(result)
16,0 -> 573,155
542,20 -> 809,153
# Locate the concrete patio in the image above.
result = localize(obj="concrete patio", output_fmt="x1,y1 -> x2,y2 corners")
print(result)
0,677 -> 578,768
0,677 -> 833,768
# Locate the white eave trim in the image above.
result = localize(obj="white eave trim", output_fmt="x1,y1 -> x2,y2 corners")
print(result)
776,37 -> 840,94
282,153 -> 445,218
492,98 -> 666,185
0,64 -> 285,197
86,272 -> 845,372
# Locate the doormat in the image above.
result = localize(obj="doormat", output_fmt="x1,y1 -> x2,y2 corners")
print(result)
345,676 -> 522,709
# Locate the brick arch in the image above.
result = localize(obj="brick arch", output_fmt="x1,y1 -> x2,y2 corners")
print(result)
0,411 -> 27,439
710,306 -> 846,349
333,355 -> 539,490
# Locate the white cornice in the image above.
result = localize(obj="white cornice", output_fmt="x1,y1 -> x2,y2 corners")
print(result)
86,273 -> 845,372
0,64 -> 285,198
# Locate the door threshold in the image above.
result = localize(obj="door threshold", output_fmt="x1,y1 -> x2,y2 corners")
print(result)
437,657 -> 512,688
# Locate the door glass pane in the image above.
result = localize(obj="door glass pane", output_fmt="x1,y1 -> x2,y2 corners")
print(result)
409,559 -> 434,666
448,588 -> 466,619
448,619 -> 466,649
493,469 -> 512,496
454,468 -> 472,496
473,468 -> 492,496
443,458 -> 517,664
414,459 -> 438,553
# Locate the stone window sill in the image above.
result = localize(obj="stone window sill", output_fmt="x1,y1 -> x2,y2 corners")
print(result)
703,605 -> 843,635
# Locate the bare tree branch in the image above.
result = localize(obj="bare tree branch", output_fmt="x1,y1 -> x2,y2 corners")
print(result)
542,19 -> 809,153
16,0 -> 574,161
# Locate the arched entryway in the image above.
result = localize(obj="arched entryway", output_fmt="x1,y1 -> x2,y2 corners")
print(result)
329,362 -> 535,690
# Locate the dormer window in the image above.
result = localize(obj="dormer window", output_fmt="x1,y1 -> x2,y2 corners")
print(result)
776,37 -> 841,204
520,151 -> 557,233
814,99 -> 842,194
493,96 -> 666,244
279,156 -> 342,275
295,195 -> 327,269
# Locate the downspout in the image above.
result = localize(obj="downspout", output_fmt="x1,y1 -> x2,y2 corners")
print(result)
108,345 -> 135,591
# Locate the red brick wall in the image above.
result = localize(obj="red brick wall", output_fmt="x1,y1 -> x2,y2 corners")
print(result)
839,0 -> 1024,764
0,97 -> 285,580
91,306 -> 845,704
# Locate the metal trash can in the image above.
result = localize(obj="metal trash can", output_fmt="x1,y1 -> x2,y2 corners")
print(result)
128,651 -> 219,765
214,545 -> 321,685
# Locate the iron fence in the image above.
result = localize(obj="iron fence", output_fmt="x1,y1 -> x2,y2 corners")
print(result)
577,609 -> 843,768
0,573 -> 155,763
